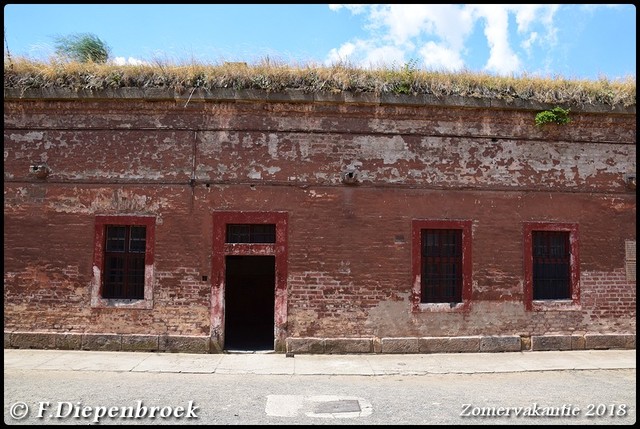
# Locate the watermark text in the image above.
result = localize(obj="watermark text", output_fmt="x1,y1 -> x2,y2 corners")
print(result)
9,400 -> 199,423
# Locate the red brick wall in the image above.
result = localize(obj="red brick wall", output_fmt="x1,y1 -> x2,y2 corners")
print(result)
3,92 -> 636,344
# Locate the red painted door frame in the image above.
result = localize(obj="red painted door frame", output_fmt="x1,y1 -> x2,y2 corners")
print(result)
211,211 -> 288,351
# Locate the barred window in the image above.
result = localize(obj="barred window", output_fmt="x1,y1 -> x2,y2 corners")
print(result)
226,224 -> 276,243
421,229 -> 463,303
524,222 -> 579,310
103,225 -> 146,299
532,231 -> 571,300
412,220 -> 472,310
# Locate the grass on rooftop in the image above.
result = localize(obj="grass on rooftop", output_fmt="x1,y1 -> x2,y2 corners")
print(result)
3,57 -> 636,107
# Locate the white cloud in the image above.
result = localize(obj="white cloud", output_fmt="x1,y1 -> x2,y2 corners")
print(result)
326,38 -> 406,69
367,4 -> 433,46
362,45 -> 406,69
326,41 -> 358,65
470,5 -> 522,75
512,5 -> 559,46
113,56 -> 148,66
521,32 -> 539,54
326,4 -> 561,75
419,42 -> 465,72
329,4 -> 370,14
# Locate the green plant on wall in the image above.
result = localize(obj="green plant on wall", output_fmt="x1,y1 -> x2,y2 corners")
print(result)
535,106 -> 571,126
393,58 -> 419,95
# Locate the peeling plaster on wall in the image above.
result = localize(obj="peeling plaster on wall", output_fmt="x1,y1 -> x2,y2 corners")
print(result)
244,163 -> 282,180
135,126 -> 636,190
313,172 -> 331,182
248,168 -> 262,180
338,261 -> 351,275
199,131 -> 239,155
149,140 -> 178,160
307,190 -> 329,199
605,197 -> 636,212
345,160 -> 363,170
298,141 -> 311,160
355,135 -> 414,165
44,140 -> 61,150
90,265 -> 101,307
406,138 -> 637,189
267,134 -> 279,158
288,309 -> 321,335
252,133 -> 311,162
365,293 -> 412,336
46,189 -> 170,214
67,169 -> 168,181
10,131 -> 44,143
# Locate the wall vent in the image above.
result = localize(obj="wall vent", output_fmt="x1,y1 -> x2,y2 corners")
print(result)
625,240 -> 636,282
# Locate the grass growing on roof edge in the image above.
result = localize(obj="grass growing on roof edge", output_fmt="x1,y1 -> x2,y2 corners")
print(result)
3,56 -> 636,108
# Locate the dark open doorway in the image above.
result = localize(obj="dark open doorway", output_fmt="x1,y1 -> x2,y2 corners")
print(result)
224,255 -> 276,351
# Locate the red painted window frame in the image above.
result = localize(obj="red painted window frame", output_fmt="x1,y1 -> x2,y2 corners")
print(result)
523,222 -> 580,311
91,215 -> 155,309
411,219 -> 473,312
211,211 -> 288,349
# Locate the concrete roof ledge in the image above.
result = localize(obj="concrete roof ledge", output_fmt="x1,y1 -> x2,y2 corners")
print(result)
3,86 -> 636,114
313,91 -> 345,103
267,89 -> 314,103
342,92 -> 381,105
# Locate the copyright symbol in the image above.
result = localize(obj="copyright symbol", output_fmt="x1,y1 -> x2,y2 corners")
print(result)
10,402 -> 29,420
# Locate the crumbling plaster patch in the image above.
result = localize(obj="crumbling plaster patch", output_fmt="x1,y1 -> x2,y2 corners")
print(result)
354,135 -> 415,165
45,189 -> 170,214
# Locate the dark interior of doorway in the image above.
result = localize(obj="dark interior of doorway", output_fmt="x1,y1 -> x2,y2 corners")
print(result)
224,255 -> 276,351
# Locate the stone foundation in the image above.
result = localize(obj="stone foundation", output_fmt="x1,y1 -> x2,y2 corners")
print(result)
4,332 -> 635,354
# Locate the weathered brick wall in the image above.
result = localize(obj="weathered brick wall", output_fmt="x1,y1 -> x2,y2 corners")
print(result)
581,270 -> 637,327
3,90 -> 636,351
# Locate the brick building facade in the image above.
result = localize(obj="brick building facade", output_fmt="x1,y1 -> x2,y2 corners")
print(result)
3,87 -> 636,353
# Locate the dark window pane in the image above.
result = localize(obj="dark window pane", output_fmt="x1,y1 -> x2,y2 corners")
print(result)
106,226 -> 126,252
103,225 -> 147,300
127,255 -> 145,299
227,224 -> 249,242
226,224 -> 276,243
421,229 -> 463,303
103,254 -> 124,299
532,231 -> 571,300
129,226 -> 146,252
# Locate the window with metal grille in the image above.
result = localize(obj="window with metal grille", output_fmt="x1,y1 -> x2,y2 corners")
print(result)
226,224 -> 276,243
421,229 -> 463,303
523,222 -> 579,310
532,231 -> 571,300
103,225 -> 146,299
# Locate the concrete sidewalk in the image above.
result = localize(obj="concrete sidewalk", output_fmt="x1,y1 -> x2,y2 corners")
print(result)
4,348 -> 635,376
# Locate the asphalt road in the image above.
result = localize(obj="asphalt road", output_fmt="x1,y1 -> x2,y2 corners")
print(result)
4,368 -> 636,425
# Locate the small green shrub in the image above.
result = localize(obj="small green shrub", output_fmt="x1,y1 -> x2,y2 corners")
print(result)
535,106 -> 571,126
54,33 -> 111,63
393,58 -> 419,95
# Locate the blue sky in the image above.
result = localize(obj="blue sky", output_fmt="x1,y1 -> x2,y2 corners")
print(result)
3,4 -> 636,80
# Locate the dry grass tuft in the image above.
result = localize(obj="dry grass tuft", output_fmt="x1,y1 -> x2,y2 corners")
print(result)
3,57 -> 636,107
